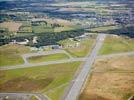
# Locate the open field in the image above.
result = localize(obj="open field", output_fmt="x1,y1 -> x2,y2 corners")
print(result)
90,25 -> 121,32
0,44 -> 31,66
54,26 -> 78,32
0,21 -> 22,32
64,35 -> 97,57
79,56 -> 134,100
30,96 -> 39,100
32,26 -> 54,33
0,62 -> 81,100
99,35 -> 134,55
28,53 -> 70,63
45,18 -> 74,26
18,26 -> 32,33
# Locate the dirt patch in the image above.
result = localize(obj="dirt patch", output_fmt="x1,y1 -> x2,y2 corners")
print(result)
79,92 -> 111,100
93,56 -> 134,72
0,76 -> 53,92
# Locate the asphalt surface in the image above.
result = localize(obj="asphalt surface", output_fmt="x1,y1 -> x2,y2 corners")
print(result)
0,58 -> 87,70
98,52 -> 134,58
1,50 -> 133,71
1,34 -> 134,100
63,33 -> 107,100
21,49 -> 73,64
0,93 -> 50,100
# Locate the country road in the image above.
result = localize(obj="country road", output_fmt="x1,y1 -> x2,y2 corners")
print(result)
63,33 -> 107,100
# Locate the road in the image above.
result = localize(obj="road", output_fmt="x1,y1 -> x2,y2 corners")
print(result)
0,93 -> 50,100
63,33 -> 107,100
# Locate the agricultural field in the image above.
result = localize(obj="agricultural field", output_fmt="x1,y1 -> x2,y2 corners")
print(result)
54,26 -> 78,32
99,35 -> 134,55
28,53 -> 70,63
0,21 -> 22,32
0,62 -> 81,100
79,56 -> 134,100
18,26 -> 32,33
32,25 -> 54,33
90,25 -> 121,32
0,44 -> 31,67
61,35 -> 97,57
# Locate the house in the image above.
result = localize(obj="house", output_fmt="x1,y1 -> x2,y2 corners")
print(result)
32,36 -> 38,44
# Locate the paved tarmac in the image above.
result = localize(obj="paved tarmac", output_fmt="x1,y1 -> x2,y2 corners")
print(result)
63,34 -> 106,100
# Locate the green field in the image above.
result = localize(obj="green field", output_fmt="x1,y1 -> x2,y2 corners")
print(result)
99,35 -> 134,55
63,35 -> 97,57
0,62 -> 81,100
54,26 -> 79,32
0,44 -> 31,67
32,25 -> 54,33
18,26 -> 32,33
90,25 -> 121,32
28,53 -> 70,63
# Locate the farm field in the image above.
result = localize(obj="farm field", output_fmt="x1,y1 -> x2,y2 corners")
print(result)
0,21 -> 22,32
90,25 -> 121,32
54,26 -> 78,32
32,26 -> 54,33
28,53 -> 70,63
99,35 -> 134,55
79,56 -> 134,100
64,35 -> 97,57
0,44 -> 31,67
0,62 -> 81,100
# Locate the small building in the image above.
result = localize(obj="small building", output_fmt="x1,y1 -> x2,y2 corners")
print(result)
51,45 -> 62,49
10,39 -> 29,45
32,36 -> 38,44
16,39 -> 29,45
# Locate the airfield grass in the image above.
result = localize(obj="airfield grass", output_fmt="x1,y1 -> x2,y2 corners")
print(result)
0,62 -> 81,100
28,53 -> 70,63
79,56 -> 134,100
65,35 -> 97,57
0,44 -> 31,67
30,96 -> 39,100
99,35 -> 134,55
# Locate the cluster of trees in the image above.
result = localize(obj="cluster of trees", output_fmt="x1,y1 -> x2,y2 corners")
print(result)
106,26 -> 134,38
0,29 -> 87,47
32,29 -> 86,47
